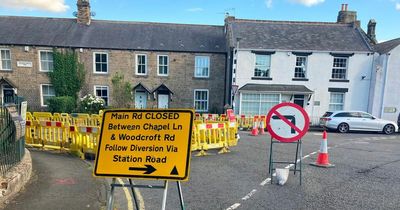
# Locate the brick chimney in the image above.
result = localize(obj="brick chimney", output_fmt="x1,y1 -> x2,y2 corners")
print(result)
337,4 -> 358,25
77,0 -> 91,25
367,19 -> 377,43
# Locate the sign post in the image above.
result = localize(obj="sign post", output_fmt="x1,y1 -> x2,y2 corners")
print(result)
94,109 -> 194,210
266,103 -> 310,185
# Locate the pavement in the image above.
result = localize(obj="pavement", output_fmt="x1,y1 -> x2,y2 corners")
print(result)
2,148 -> 107,210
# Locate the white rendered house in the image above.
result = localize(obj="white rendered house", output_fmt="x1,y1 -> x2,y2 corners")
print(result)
225,5 -> 376,124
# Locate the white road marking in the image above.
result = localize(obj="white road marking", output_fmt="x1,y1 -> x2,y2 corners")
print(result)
226,203 -> 241,210
260,178 -> 271,186
242,189 -> 257,201
313,133 -> 323,136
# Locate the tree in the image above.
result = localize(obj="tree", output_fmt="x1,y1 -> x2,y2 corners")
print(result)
111,72 -> 132,108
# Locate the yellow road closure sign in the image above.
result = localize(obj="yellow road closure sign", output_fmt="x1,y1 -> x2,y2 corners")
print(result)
94,109 -> 194,181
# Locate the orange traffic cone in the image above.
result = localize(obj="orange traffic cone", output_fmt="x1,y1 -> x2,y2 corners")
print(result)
259,116 -> 266,135
250,116 -> 259,136
310,130 -> 335,168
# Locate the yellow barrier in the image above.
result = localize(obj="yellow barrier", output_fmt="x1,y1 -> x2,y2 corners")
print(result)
78,126 -> 99,158
26,111 -> 240,158
38,120 -> 66,150
196,123 -> 229,156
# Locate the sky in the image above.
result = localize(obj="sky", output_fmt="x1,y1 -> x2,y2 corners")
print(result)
0,0 -> 399,42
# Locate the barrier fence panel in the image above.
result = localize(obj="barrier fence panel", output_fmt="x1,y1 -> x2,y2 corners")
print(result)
26,111 -> 242,158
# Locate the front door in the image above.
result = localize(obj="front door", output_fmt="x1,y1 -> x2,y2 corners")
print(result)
135,91 -> 147,109
3,87 -> 14,104
293,95 -> 305,108
158,94 -> 169,108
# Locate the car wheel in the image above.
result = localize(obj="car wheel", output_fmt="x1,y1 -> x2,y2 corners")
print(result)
337,123 -> 349,133
383,124 -> 395,135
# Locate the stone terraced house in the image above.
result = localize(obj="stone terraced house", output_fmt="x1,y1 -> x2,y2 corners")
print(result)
0,0 -> 227,112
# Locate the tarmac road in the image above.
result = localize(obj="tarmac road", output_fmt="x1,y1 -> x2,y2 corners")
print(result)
122,131 -> 400,210
3,149 -> 107,210
3,130 -> 400,210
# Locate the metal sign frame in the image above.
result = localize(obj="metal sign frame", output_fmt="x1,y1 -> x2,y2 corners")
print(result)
107,179 -> 185,210
268,137 -> 303,185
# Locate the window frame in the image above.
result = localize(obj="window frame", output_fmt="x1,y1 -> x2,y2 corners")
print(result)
253,54 -> 271,78
136,54 -> 147,75
0,49 -> 12,71
93,52 -> 109,74
194,56 -> 210,78
329,92 -> 345,111
294,56 -> 307,78
157,55 -> 169,76
240,93 -> 281,115
94,85 -> 109,106
331,57 -> 348,80
39,50 -> 54,72
193,89 -> 209,112
40,84 -> 55,107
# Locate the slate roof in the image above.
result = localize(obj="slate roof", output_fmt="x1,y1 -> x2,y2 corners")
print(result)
0,16 -> 226,53
374,38 -> 400,54
227,18 -> 373,52
239,84 -> 313,94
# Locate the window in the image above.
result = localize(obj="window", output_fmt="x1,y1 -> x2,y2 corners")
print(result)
241,93 -> 280,115
195,56 -> 210,77
331,57 -> 348,79
39,51 -> 54,72
194,89 -> 209,112
254,54 -> 271,78
0,49 -> 11,70
329,93 -> 344,111
93,52 -> 108,73
136,54 -> 147,75
158,55 -> 169,76
294,56 -> 307,78
94,86 -> 109,106
40,84 -> 55,106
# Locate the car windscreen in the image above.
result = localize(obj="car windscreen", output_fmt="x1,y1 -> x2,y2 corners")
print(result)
322,112 -> 333,117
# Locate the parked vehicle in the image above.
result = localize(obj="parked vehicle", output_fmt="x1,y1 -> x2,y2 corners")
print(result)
319,111 -> 398,134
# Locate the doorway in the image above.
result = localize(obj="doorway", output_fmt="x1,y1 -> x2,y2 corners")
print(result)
293,95 -> 305,108
135,91 -> 147,109
158,94 -> 169,108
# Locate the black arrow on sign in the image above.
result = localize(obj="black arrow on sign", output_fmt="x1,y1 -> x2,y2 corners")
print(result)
129,165 -> 156,174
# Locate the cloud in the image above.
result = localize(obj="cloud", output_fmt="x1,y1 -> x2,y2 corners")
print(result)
289,0 -> 325,7
396,3 -> 400,10
265,0 -> 273,8
186,8 -> 204,12
0,0 -> 69,13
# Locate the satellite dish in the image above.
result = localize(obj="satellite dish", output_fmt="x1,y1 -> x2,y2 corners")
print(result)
72,11 -> 78,17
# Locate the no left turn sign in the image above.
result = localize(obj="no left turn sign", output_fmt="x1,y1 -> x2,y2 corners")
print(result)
266,102 -> 310,142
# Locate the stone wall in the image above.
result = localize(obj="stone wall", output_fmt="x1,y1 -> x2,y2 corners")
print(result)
0,46 -> 226,113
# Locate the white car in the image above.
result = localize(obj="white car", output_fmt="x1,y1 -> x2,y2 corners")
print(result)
319,111 -> 398,135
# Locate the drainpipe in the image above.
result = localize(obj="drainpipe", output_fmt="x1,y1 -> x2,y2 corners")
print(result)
380,54 -> 390,118
367,53 -> 375,113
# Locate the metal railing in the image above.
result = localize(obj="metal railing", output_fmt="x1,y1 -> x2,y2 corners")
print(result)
0,103 -> 25,177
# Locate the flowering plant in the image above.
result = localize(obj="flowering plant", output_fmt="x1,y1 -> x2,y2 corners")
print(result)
79,94 -> 105,114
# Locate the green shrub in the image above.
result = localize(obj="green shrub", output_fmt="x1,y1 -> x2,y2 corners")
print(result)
47,96 -> 76,113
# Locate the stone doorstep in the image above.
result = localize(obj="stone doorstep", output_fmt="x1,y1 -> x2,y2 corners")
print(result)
0,149 -> 32,206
